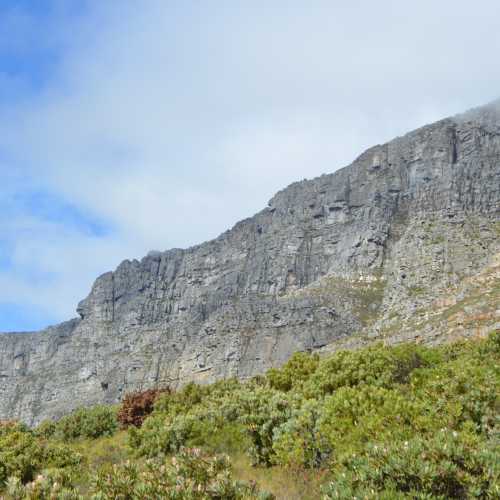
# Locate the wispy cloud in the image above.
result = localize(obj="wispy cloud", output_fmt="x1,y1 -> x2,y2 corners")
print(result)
1,0 -> 499,330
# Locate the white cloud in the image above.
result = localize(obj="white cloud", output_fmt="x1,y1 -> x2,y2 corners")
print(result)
1,0 -> 500,328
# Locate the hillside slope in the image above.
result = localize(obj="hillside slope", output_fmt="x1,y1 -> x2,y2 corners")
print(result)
1,101 -> 499,424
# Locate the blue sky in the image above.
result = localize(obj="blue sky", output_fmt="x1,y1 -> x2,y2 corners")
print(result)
1,0 -> 500,332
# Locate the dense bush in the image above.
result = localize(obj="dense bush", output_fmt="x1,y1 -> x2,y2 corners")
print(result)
322,429 -> 499,499
5,469 -> 80,500
129,412 -> 208,457
266,351 -> 319,392
117,387 -> 170,428
0,422 -> 82,487
410,350 -> 499,437
127,332 -> 498,474
33,420 -> 57,440
271,399 -> 328,468
90,448 -> 274,499
318,385 -> 433,455
128,379 -> 248,458
55,405 -> 118,440
302,342 -> 435,398
153,382 -> 208,415
4,449 -> 274,499
236,387 -> 296,466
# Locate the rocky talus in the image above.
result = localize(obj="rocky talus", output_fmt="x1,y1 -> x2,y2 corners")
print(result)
1,102 -> 499,425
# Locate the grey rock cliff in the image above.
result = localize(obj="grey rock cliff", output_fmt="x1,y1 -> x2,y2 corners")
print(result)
1,101 -> 499,425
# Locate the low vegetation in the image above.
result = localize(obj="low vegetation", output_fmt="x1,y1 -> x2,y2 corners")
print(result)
0,331 -> 498,499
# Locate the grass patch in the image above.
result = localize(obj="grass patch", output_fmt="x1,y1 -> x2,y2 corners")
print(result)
231,453 -> 329,500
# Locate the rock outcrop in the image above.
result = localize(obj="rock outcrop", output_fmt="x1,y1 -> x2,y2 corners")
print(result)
1,101 -> 499,425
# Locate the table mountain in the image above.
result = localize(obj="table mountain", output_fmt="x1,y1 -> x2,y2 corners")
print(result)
1,101 -> 499,425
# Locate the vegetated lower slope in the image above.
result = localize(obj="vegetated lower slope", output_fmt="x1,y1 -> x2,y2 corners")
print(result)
1,331 -> 498,499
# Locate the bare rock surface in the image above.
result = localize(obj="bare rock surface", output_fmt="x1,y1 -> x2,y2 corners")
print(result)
1,101 -> 499,425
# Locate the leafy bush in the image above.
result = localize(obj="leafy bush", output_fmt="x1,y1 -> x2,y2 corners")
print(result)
127,332 -> 498,476
117,387 -> 170,428
128,379 -> 248,459
3,449 -> 275,499
33,420 -> 57,440
153,382 -> 208,416
266,352 -> 319,392
0,421 -> 30,435
302,342 -> 434,398
323,429 -> 499,499
483,328 -> 500,354
236,387 -> 295,466
411,352 -> 499,437
272,399 -> 329,468
317,385 -> 434,457
5,469 -> 80,500
55,405 -> 118,440
90,448 -> 274,499
129,412 -> 206,457
128,383 -> 294,466
0,422 -> 82,487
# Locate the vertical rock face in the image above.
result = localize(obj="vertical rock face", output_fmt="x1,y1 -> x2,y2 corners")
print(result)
1,102 -> 499,425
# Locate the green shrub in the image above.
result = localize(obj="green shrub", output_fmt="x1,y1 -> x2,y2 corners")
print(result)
196,422 -> 249,455
303,343 -> 434,398
153,382 -> 208,416
34,420 -> 57,440
322,429 -> 499,499
236,387 -> 295,466
128,379 -> 249,459
411,356 -> 499,436
56,405 -> 118,441
129,412 -> 207,457
90,448 -> 274,499
439,331 -> 499,362
150,379 -> 241,419
0,426 -> 41,485
317,385 -> 433,457
272,399 -> 329,468
0,422 -> 82,487
266,352 -> 319,392
0,421 -> 30,436
483,329 -> 500,354
5,469 -> 80,500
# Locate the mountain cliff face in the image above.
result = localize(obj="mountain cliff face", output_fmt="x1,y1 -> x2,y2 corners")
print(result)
1,102 -> 499,425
